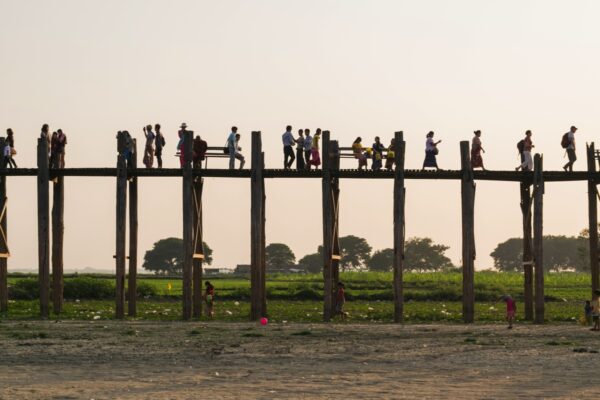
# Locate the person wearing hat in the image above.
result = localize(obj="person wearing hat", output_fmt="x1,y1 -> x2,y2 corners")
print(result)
563,125 -> 578,172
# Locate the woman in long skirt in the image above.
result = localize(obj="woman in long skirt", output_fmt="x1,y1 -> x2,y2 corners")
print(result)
422,131 -> 441,170
471,130 -> 485,170
352,137 -> 368,170
309,130 -> 321,168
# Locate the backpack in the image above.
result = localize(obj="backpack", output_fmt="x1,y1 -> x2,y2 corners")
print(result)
561,133 -> 570,149
517,139 -> 525,154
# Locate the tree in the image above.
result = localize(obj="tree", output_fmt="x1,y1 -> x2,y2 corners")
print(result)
319,235 -> 372,271
490,235 -> 585,272
298,253 -> 322,273
404,237 -> 454,272
142,238 -> 213,275
265,243 -> 296,270
367,248 -> 394,272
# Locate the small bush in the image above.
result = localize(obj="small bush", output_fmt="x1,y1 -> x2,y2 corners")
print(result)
9,279 -> 39,300
63,277 -> 114,299
136,281 -> 157,298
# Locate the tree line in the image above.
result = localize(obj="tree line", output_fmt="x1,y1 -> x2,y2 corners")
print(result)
141,226 -> 597,275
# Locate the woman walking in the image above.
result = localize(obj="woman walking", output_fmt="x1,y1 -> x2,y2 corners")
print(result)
204,281 -> 215,318
422,131 -> 441,170
515,130 -> 534,171
309,130 -> 321,168
471,130 -> 485,170
352,137 -> 368,170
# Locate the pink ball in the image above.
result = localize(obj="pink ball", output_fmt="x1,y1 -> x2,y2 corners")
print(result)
260,317 -> 268,326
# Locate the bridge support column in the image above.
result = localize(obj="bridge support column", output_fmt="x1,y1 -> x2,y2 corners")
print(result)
52,175 -> 64,314
460,141 -> 476,323
393,131 -> 406,323
182,131 -> 194,320
0,139 -> 7,313
115,134 -> 127,319
251,131 -> 266,320
192,176 -> 204,318
533,154 -> 545,323
520,181 -> 534,321
37,138 -> 50,318
128,139 -> 138,317
587,143 -> 599,303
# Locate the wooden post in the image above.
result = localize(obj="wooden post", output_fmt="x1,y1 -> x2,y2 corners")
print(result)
587,143 -> 599,300
393,131 -> 406,323
115,139 -> 127,319
0,161 -> 7,313
260,150 -> 267,315
520,182 -> 534,321
460,141 -> 476,323
192,177 -> 204,318
128,139 -> 138,317
250,131 -> 266,320
330,140 -> 341,312
182,131 -> 193,320
321,130 -> 334,322
37,138 -> 50,318
533,154 -> 545,323
51,175 -> 64,314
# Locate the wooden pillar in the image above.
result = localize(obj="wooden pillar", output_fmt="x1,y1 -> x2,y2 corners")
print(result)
321,130 -> 334,322
460,141 -> 476,323
587,143 -> 599,299
520,181 -> 534,321
115,139 -> 127,319
51,176 -> 64,314
393,131 -> 406,323
182,131 -> 193,320
0,166 -> 7,313
533,154 -> 545,323
128,140 -> 138,317
37,138 -> 50,318
330,140 -> 341,312
251,131 -> 266,320
192,177 -> 204,318
260,150 -> 267,315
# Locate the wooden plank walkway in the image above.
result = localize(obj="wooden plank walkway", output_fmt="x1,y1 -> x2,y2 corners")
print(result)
0,167 -> 595,182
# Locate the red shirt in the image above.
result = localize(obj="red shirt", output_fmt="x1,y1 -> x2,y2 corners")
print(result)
506,298 -> 516,312
336,287 -> 345,302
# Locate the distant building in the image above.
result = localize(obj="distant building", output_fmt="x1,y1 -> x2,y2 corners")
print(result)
204,268 -> 228,276
234,264 -> 251,275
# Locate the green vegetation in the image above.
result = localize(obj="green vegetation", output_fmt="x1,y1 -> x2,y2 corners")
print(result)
1,271 -> 594,323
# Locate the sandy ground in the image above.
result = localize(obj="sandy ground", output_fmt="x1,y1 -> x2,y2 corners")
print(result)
1,321 -> 600,399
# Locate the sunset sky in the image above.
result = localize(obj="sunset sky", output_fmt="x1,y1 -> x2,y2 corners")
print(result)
1,0 -> 599,272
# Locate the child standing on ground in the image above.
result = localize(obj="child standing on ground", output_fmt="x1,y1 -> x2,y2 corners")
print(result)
501,295 -> 516,329
335,282 -> 347,320
592,290 -> 600,331
585,300 -> 593,326
204,281 -> 215,319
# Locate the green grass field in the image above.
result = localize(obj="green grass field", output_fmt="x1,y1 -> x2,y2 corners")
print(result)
2,271 -> 594,323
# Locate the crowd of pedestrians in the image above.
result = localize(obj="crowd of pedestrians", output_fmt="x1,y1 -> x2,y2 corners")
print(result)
0,124 -> 584,172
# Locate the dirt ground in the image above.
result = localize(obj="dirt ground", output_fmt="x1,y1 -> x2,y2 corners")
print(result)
1,321 -> 600,399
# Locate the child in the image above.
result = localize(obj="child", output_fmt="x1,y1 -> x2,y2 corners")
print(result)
585,300 -> 592,326
592,290 -> 600,331
501,295 -> 516,329
204,281 -> 215,319
335,282 -> 347,320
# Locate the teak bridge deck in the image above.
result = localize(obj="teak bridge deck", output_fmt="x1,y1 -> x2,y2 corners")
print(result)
0,131 -> 599,323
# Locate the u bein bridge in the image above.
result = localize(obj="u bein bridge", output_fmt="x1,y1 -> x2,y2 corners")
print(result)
0,130 -> 599,324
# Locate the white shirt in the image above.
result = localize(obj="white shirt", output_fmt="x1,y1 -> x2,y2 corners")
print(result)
425,137 -> 435,151
304,135 -> 313,151
282,131 -> 295,147
145,130 -> 155,148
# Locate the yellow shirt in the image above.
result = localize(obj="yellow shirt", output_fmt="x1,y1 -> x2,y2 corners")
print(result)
312,135 -> 320,150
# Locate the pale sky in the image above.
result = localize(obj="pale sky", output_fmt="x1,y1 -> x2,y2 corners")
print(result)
0,0 -> 599,272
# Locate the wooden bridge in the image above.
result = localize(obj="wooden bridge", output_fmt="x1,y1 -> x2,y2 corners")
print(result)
0,130 -> 598,323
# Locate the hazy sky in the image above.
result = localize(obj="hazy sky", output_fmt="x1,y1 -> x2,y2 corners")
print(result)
1,0 -> 599,272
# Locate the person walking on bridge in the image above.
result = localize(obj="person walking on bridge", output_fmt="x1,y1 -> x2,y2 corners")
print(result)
562,125 -> 578,172
304,129 -> 313,169
55,129 -> 67,168
282,125 -> 296,169
471,130 -> 485,170
154,124 -> 165,168
515,130 -> 534,171
295,129 -> 305,170
5,129 -> 17,168
371,136 -> 385,171
422,131 -> 441,171
227,126 -> 238,169
143,125 -> 155,168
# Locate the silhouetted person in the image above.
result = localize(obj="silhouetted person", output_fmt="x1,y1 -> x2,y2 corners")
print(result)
282,125 -> 295,169
227,126 -> 238,169
295,129 -> 305,170
193,135 -> 208,169
155,124 -> 165,168
143,125 -> 155,168
372,136 -> 384,171
563,125 -> 578,172
516,130 -> 534,171
422,131 -> 441,170
304,129 -> 313,169
385,138 -> 395,171
471,130 -> 485,170
352,137 -> 367,170
49,131 -> 58,168
234,133 -> 245,169
5,128 -> 16,168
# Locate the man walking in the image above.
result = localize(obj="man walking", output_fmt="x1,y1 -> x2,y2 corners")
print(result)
515,130 -> 534,171
227,126 -> 238,169
563,125 -> 578,172
155,124 -> 165,168
282,125 -> 295,169
143,124 -> 155,168
304,129 -> 313,169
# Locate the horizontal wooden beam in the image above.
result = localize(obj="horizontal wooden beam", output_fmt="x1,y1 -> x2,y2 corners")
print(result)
0,168 -> 595,182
